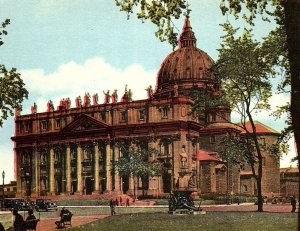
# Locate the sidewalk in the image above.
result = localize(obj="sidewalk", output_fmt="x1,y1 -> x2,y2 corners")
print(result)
36,215 -> 109,231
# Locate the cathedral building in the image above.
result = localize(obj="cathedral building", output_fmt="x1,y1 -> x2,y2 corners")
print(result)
11,16 -> 280,198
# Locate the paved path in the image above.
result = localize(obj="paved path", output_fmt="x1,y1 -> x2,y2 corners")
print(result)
36,215 -> 109,231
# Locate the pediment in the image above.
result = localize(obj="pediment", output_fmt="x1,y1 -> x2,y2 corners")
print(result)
60,114 -> 108,133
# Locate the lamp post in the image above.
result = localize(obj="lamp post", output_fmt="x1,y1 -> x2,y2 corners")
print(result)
2,170 -> 5,210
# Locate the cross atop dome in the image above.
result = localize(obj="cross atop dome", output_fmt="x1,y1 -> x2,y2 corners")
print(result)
178,14 -> 197,48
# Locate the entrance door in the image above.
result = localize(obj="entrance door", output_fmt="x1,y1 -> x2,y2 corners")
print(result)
85,178 -> 93,195
162,172 -> 171,193
122,175 -> 129,194
71,181 -> 77,195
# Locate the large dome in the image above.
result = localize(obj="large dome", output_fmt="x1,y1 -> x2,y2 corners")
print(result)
154,16 -> 219,98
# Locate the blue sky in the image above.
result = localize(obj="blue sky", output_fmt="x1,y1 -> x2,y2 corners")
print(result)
0,0 -> 295,183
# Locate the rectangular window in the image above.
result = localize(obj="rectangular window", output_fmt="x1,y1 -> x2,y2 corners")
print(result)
139,110 -> 145,120
101,112 -> 106,121
41,121 -> 48,130
210,135 -> 216,143
120,111 -> 126,122
162,107 -> 168,118
56,119 -> 61,129
211,113 -> 216,122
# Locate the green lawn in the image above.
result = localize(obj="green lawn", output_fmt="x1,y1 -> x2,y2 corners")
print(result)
70,212 -> 297,231
1,208 -> 297,231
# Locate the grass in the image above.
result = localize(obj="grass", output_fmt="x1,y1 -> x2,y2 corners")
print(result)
69,212 -> 297,231
1,206 -> 297,231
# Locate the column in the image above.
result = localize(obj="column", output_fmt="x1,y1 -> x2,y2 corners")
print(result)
16,150 -> 22,197
49,147 -> 55,195
32,147 -> 40,197
106,142 -> 112,192
66,145 -> 71,194
114,146 -> 121,193
77,144 -> 83,193
128,174 -> 135,196
94,143 -> 100,193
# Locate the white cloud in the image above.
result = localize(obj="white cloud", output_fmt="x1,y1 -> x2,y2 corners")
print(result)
21,57 -> 157,113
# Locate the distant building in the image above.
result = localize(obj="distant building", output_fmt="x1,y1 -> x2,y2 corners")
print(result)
11,16 -> 280,198
280,167 -> 299,198
0,181 -> 17,198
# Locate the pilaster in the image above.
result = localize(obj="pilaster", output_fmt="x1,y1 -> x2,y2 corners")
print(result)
49,147 -> 55,194
106,142 -> 112,192
114,146 -> 121,193
77,144 -> 83,193
66,145 -> 72,193
94,142 -> 100,193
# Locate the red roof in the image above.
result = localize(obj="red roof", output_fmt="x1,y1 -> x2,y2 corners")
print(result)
241,121 -> 279,134
195,150 -> 220,162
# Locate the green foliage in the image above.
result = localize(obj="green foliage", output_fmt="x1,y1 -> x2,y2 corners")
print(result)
190,88 -> 226,115
0,19 -> 10,46
215,24 -> 274,120
219,0 -> 282,25
114,0 -> 188,48
115,146 -> 162,178
216,136 -> 253,166
0,19 -> 29,126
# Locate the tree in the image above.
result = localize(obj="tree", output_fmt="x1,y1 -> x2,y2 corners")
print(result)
114,0 -> 300,215
0,19 -> 28,126
114,146 -> 162,198
114,0 -> 188,49
214,24 -> 276,211
114,0 -> 299,158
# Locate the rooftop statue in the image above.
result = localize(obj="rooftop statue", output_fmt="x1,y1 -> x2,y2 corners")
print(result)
47,100 -> 54,112
75,96 -> 82,108
111,89 -> 118,103
93,93 -> 99,105
31,102 -> 37,114
103,90 -> 110,104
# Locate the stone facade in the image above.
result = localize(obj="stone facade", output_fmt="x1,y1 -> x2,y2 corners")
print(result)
11,16 -> 280,198
280,167 -> 299,198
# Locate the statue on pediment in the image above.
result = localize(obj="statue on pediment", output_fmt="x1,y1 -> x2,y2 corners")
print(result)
111,89 -> 118,103
47,100 -> 54,112
84,92 -> 91,107
66,97 -> 71,109
93,93 -> 99,105
31,102 -> 37,114
75,96 -> 82,108
103,90 -> 110,104
145,85 -> 153,99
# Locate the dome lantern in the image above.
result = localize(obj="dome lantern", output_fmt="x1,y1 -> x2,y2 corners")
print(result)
178,15 -> 197,48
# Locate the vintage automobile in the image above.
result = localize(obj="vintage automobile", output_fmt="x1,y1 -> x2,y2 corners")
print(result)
35,199 -> 58,212
2,198 -> 31,211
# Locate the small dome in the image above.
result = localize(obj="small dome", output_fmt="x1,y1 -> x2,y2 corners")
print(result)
154,16 -> 219,98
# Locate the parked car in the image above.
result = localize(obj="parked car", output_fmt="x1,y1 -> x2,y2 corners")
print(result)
35,199 -> 58,212
2,198 -> 31,211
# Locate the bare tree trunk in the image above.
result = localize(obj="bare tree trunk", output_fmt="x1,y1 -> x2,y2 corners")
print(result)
283,1 -> 300,229
248,114 -> 264,212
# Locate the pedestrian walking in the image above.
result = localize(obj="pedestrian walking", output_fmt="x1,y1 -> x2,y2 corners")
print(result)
110,199 -> 116,215
291,195 -> 297,212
